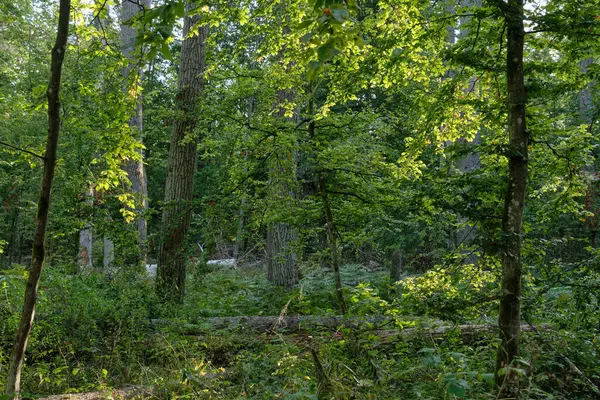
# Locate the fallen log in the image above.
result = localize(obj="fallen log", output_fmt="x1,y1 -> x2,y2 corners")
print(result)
193,315 -> 387,331
152,315 -> 550,343
37,386 -> 152,400
371,323 -> 548,344
152,315 -> 388,333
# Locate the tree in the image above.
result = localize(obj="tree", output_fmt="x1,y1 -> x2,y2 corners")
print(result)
263,2 -> 300,287
494,0 -> 528,396
78,186 -> 93,268
121,0 -> 150,263
5,0 -> 70,395
307,91 -> 347,314
157,8 -> 207,303
266,91 -> 300,287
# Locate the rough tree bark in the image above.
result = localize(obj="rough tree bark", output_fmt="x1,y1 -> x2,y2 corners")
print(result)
120,0 -> 150,262
267,222 -> 299,286
267,89 -> 299,287
157,9 -> 207,303
494,0 -> 527,397
5,0 -> 70,396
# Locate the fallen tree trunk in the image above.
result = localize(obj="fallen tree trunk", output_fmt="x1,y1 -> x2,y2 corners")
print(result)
372,323 -> 547,345
198,315 -> 385,331
38,386 -> 152,400
153,315 -> 549,340
152,315 -> 387,332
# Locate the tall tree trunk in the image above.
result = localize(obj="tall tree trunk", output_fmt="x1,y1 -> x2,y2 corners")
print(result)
580,58 -> 593,123
453,0 -> 481,260
494,0 -> 527,397
157,10 -> 207,303
580,57 -> 596,248
233,99 -> 252,268
78,186 -> 94,268
91,11 -> 117,269
103,235 -> 114,267
267,223 -> 298,286
307,94 -> 346,313
5,0 -> 70,395
267,89 -> 299,287
232,198 -> 246,267
389,250 -> 403,282
317,172 -> 347,314
120,0 -> 150,263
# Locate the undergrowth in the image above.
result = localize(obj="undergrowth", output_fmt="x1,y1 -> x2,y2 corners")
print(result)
0,262 -> 598,399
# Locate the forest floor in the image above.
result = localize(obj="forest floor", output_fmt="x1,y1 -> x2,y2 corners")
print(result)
1,262 -> 597,399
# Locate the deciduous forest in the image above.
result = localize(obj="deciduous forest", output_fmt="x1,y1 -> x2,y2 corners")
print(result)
0,0 -> 599,398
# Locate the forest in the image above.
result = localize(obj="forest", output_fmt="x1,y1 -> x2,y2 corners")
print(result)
0,0 -> 599,398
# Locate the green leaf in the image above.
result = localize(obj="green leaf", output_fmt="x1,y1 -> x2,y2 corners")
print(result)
298,19 -> 312,29
301,33 -> 314,43
174,1 -> 185,18
417,347 -> 435,354
391,48 -> 404,60
317,43 -> 339,62
331,8 -> 349,23
478,373 -> 494,383
307,61 -> 323,81
148,47 -> 157,61
447,379 -> 469,398
159,42 -> 172,60
354,35 -> 364,48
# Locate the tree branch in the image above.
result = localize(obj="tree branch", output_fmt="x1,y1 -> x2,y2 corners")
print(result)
0,141 -> 45,160
325,189 -> 372,204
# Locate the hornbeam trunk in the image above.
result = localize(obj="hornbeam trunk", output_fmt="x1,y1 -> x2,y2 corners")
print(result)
5,0 -> 70,395
157,10 -> 207,303
495,0 -> 528,397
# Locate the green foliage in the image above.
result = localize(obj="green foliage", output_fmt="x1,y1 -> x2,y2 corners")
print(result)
396,261 -> 499,322
0,261 -> 599,398
1,0 -> 600,398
